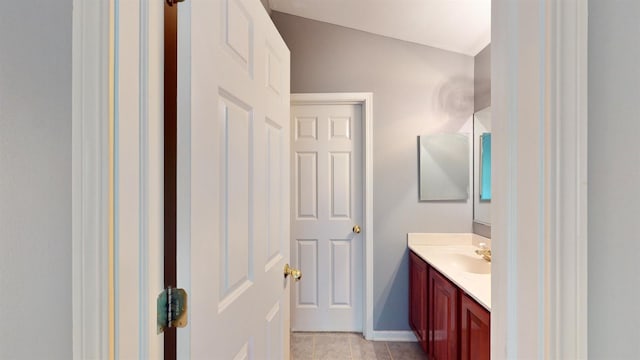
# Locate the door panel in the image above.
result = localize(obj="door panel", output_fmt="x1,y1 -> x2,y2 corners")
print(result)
330,240 -> 353,306
330,153 -> 351,218
296,152 -> 318,219
296,117 -> 318,140
265,302 -> 283,360
177,0 -> 290,358
219,94 -> 253,306
296,240 -> 319,307
291,103 -> 363,331
265,119 -> 284,270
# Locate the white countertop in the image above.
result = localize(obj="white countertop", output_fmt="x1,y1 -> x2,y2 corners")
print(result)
408,233 -> 491,311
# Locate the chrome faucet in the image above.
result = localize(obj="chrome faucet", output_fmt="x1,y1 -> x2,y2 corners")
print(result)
475,243 -> 492,262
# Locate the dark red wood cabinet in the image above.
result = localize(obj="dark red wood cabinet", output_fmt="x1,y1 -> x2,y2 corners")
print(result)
409,250 -> 490,360
409,251 -> 428,352
429,267 -> 459,360
460,293 -> 490,360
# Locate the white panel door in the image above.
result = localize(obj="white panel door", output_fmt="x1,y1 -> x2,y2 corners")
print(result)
291,103 -> 363,331
176,0 -> 291,359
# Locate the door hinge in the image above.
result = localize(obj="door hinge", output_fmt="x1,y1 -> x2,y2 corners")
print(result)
157,287 -> 188,334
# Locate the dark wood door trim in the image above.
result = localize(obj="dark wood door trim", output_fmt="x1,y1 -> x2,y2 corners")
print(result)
164,2 -> 178,359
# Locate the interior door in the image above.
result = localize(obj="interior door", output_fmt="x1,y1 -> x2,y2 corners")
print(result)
176,0 -> 291,358
291,103 -> 364,331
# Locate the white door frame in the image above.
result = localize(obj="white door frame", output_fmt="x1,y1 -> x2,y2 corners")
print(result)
72,0 -> 164,358
73,0 -> 589,356
492,0 -> 588,358
290,93 -> 374,339
72,0 -> 111,358
113,1 -> 165,358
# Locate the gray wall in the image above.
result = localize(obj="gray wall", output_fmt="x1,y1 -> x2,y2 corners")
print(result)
474,44 -> 491,111
588,1 -> 640,358
272,11 -> 474,331
0,1 -> 72,358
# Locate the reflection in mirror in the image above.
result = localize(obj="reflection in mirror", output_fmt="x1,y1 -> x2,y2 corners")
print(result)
473,107 -> 491,224
419,133 -> 469,201
479,133 -> 492,200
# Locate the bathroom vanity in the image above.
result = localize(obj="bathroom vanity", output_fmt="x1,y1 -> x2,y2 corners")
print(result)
408,233 -> 491,360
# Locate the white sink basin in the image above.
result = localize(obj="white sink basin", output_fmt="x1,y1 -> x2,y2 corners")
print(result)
448,253 -> 491,274
408,233 -> 492,309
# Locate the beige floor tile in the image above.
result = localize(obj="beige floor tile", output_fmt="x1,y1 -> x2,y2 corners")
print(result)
386,341 -> 426,360
290,332 -> 426,360
313,333 -> 352,360
291,333 -> 314,360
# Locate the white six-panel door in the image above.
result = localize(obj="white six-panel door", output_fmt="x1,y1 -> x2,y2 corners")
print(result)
176,0 -> 291,358
291,103 -> 364,332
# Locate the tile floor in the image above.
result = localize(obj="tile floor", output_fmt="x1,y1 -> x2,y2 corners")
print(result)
291,332 -> 426,360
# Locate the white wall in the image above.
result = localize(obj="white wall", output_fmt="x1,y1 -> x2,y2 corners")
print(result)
588,1 -> 640,357
0,1 -> 72,358
271,11 -> 474,331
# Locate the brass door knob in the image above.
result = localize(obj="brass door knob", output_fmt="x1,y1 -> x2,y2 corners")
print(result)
353,225 -> 361,234
284,264 -> 302,281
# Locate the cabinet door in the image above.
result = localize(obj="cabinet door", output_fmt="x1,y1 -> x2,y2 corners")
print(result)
460,293 -> 490,360
409,251 -> 428,352
429,268 -> 458,360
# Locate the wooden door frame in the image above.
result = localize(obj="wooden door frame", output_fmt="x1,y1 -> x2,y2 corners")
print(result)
163,3 -> 178,359
491,0 -> 588,358
290,93 -> 374,339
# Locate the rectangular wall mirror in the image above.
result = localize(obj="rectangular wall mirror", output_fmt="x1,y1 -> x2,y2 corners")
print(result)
473,107 -> 491,224
419,133 -> 469,201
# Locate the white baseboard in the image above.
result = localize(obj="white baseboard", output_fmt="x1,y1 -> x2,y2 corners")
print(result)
367,330 -> 417,342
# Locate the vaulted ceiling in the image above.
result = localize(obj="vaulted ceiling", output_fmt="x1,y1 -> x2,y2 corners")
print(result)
268,0 -> 491,56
